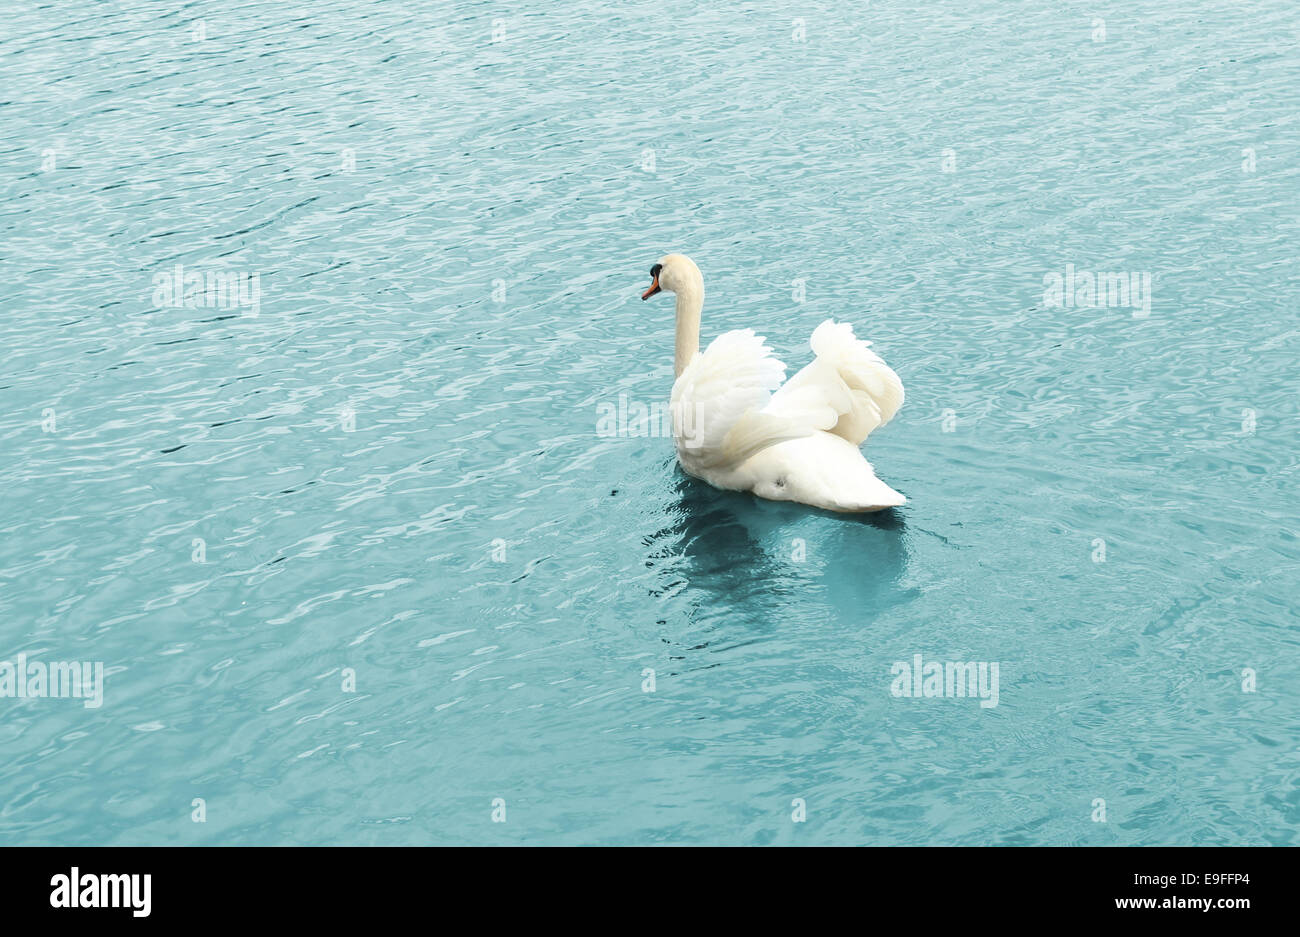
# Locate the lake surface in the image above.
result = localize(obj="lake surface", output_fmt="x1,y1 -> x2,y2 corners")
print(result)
1,0 -> 1297,845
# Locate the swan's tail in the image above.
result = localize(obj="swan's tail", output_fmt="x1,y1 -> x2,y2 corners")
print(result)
811,441 -> 906,512
752,433 -> 906,513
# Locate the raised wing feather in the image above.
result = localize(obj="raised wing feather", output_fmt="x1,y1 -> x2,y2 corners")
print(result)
766,319 -> 904,446
670,329 -> 810,470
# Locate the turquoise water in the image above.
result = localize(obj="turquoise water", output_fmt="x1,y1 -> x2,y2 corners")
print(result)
2,0 -> 1297,846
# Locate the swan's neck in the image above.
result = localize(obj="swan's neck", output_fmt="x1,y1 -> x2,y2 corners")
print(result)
673,280 -> 703,378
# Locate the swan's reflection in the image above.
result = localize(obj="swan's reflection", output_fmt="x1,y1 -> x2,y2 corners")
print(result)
644,464 -> 913,664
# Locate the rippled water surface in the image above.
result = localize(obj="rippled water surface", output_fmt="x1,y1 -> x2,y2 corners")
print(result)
2,0 -> 1298,845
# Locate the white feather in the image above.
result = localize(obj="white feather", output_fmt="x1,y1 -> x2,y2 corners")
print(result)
651,255 -> 906,512
768,320 -> 905,445
671,329 -> 810,471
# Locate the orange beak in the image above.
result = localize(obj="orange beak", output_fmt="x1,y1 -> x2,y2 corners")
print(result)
641,276 -> 661,300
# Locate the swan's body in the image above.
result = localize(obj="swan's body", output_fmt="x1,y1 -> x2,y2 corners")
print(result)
643,254 -> 905,513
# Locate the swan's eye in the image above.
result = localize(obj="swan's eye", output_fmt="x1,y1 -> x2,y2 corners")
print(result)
650,264 -> 662,279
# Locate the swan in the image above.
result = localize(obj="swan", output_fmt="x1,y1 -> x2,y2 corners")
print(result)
641,253 -> 906,513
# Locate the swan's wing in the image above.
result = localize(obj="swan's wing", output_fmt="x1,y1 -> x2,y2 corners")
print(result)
671,329 -> 812,469
765,319 -> 904,446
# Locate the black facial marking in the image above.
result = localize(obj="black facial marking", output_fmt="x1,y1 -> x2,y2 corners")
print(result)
650,263 -> 662,278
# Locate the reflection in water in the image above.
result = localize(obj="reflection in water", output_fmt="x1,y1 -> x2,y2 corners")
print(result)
643,464 -> 914,661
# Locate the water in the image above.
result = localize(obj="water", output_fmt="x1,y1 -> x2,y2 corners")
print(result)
1,0 -> 1297,846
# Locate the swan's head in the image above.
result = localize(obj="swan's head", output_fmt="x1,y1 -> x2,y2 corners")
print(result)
641,253 -> 701,301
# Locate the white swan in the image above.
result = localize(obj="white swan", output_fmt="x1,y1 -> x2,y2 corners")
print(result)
642,253 -> 905,513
